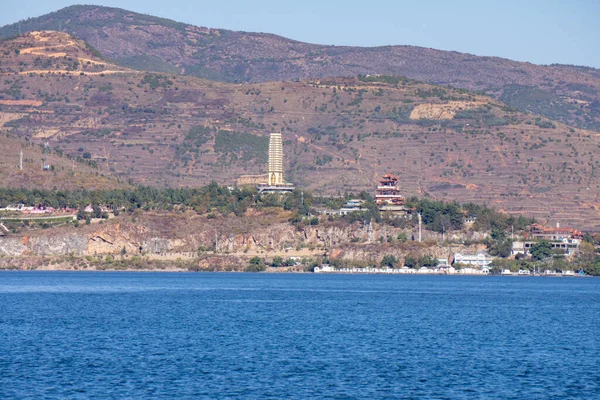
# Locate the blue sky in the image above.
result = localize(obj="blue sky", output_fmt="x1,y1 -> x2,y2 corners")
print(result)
2,0 -> 599,68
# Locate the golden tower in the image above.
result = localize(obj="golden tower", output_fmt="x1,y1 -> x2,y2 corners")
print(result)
268,132 -> 284,186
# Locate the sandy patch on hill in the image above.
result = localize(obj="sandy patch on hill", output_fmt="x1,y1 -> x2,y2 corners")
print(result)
72,117 -> 101,129
77,58 -> 108,66
0,100 -> 42,106
19,44 -> 74,56
19,70 -> 138,76
0,112 -> 26,127
33,128 -> 61,139
410,101 -> 484,120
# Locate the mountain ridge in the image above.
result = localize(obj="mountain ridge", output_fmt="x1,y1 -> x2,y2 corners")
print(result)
1,5 -> 599,132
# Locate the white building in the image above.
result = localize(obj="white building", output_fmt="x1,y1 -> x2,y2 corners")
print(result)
339,199 -> 365,215
454,250 -> 494,268
2,204 -> 34,212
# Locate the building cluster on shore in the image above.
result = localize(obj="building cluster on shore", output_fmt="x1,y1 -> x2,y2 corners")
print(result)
314,264 -> 583,276
314,265 -> 484,275
512,223 -> 583,256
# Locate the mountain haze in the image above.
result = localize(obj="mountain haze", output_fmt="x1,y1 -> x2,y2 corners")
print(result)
2,5 -> 600,131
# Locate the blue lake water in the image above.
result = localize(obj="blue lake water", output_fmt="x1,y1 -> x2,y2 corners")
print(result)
0,272 -> 598,399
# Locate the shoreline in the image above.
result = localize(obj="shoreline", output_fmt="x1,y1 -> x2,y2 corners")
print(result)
0,267 -> 591,277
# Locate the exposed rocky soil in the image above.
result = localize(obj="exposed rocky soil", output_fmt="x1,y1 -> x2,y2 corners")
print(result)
0,210 -> 483,271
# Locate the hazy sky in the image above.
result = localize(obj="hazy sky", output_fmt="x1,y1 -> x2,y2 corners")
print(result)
2,0 -> 599,68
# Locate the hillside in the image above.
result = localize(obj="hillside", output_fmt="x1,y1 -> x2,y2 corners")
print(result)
1,5 -> 600,131
1,31 -> 600,228
0,131 -> 125,191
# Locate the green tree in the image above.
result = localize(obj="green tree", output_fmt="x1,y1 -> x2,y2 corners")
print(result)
403,255 -> 417,268
496,239 -> 513,258
530,241 -> 552,261
245,256 -> 266,272
419,255 -> 437,267
488,237 -> 513,258
380,255 -> 398,267
576,242 -> 597,268
271,256 -> 283,267
582,232 -> 594,244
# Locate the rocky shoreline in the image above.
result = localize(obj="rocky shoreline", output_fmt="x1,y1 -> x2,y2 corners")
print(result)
0,210 -> 488,273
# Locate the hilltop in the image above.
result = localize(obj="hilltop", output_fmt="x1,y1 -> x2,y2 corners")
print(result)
1,5 -> 599,132
1,31 -> 600,228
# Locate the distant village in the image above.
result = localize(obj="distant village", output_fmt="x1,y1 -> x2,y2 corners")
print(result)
314,176 -> 586,276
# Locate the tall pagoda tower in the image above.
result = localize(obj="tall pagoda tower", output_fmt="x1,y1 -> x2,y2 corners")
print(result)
268,133 -> 284,186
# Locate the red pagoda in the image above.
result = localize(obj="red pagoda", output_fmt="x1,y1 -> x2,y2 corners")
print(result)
375,174 -> 404,206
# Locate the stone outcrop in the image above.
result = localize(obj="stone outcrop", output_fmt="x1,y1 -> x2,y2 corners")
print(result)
0,212 -> 490,268
0,234 -> 86,256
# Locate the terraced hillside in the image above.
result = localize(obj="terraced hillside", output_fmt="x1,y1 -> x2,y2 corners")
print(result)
1,5 -> 600,131
1,32 -> 600,228
0,132 -> 125,190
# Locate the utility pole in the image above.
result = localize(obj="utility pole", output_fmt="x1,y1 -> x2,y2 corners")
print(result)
301,190 -> 307,215
418,213 -> 422,243
42,142 -> 50,170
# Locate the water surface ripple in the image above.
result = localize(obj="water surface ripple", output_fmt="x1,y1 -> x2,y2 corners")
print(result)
0,272 -> 598,399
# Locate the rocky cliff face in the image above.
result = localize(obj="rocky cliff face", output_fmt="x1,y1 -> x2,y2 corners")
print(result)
0,234 -> 87,257
0,212 -> 485,268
